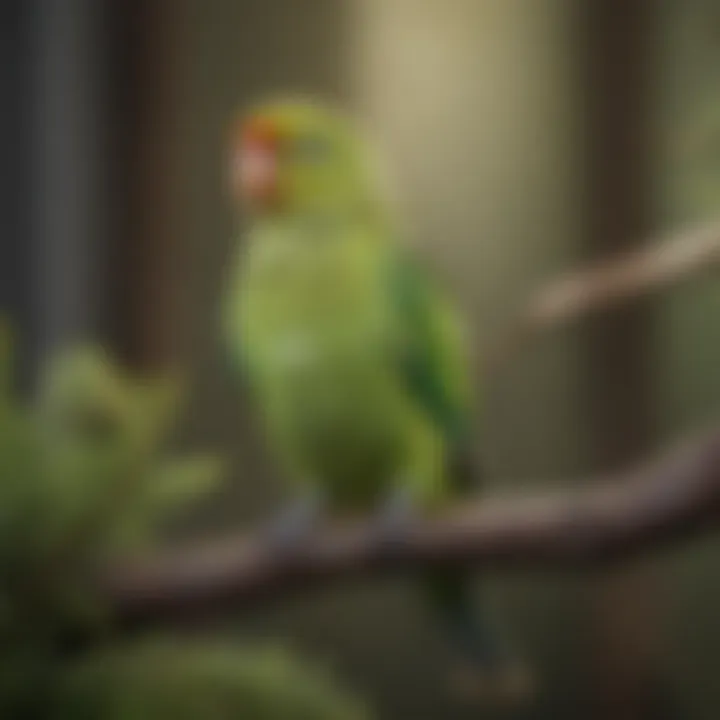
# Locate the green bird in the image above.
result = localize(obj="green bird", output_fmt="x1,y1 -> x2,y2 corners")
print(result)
223,97 -> 529,700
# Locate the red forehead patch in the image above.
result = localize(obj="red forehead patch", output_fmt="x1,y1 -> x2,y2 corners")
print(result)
241,116 -> 279,146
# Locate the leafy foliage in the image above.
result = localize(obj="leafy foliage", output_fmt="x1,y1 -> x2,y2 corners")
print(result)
0,328 -> 372,719
54,640 -> 369,720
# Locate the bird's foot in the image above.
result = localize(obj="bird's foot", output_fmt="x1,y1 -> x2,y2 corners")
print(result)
261,491 -> 325,555
449,660 -> 536,706
369,487 -> 419,549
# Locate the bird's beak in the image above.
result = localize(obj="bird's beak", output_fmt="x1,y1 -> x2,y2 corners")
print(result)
231,117 -> 280,209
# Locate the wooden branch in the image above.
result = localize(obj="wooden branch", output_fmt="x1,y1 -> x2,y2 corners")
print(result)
488,220 -> 720,373
102,427 -> 720,629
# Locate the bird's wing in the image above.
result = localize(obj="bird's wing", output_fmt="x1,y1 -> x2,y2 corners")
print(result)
386,246 -> 472,445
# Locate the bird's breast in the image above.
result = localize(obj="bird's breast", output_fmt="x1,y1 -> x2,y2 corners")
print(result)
239,226 -> 405,458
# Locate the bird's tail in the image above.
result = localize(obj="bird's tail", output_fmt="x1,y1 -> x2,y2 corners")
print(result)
424,568 -> 509,669
423,568 -> 532,702
425,446 -> 532,702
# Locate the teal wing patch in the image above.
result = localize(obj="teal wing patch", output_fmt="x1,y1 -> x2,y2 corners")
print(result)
387,248 -> 470,444
221,258 -> 256,389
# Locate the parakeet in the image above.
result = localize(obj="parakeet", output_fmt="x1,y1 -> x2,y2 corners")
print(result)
223,97 -> 529,699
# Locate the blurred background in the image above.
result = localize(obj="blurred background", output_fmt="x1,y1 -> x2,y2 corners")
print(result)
2,0 -> 720,717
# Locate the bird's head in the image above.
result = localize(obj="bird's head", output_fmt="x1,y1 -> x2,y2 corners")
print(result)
228,96 -> 383,218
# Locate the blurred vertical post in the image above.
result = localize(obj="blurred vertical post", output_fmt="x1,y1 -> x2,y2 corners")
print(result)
23,0 -> 180,379
579,1 -> 671,718
31,0 -> 109,365
107,0 -> 180,371
0,1 -> 37,389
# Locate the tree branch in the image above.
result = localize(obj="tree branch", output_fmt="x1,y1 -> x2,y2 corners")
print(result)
488,220 -> 720,373
103,428 -> 720,629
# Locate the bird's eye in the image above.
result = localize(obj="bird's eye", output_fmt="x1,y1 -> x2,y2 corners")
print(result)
295,136 -> 330,163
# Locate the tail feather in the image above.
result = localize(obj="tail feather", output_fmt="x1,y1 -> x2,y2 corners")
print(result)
423,569 -> 509,670
424,450 -> 534,701
436,447 -> 502,665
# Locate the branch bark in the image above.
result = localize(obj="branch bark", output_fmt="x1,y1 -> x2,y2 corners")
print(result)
103,427 -> 720,629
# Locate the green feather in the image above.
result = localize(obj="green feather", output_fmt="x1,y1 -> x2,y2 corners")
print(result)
387,248 -> 470,445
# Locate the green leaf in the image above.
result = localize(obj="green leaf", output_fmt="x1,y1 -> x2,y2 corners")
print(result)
102,454 -> 226,552
147,454 -> 226,508
130,372 -> 186,453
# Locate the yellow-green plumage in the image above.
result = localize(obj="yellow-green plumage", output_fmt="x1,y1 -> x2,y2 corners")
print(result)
224,99 -> 470,509
226,218 -> 468,511
224,97 -> 520,690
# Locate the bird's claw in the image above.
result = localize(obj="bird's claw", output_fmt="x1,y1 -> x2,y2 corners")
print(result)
261,492 -> 325,554
370,488 -> 418,549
